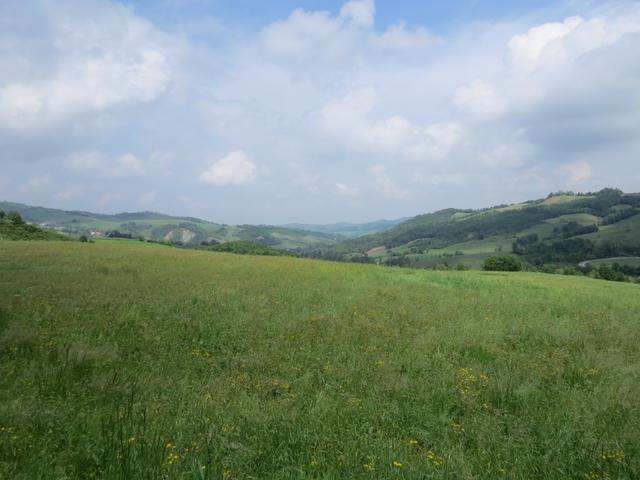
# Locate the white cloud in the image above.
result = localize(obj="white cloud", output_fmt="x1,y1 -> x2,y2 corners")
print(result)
370,22 -> 436,51
0,0 -> 173,132
508,16 -> 583,71
339,0 -> 375,29
114,153 -> 145,176
412,172 -> 467,187
370,164 -> 408,199
56,184 -> 84,200
98,192 -> 121,207
563,161 -> 592,187
65,151 -> 104,171
260,0 -> 433,62
335,182 -> 358,197
3,0 -> 640,222
65,151 -> 146,177
199,150 -> 256,186
481,145 -> 526,168
261,9 -> 342,57
20,174 -> 52,192
453,81 -> 507,119
139,191 -> 157,207
292,173 -> 321,193
319,88 -> 463,161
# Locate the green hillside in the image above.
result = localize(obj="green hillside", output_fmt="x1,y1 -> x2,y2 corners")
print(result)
0,201 -> 340,250
328,189 -> 640,270
0,211 -> 69,241
1,241 -> 639,478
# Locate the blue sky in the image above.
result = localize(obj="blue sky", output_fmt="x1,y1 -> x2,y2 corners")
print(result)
1,0 -> 639,224
130,0 -> 566,31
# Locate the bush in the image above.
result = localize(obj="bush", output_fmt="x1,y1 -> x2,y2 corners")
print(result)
7,211 -> 24,225
483,255 -> 523,272
79,235 -> 89,243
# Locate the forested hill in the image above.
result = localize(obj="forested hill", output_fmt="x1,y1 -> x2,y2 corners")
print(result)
324,188 -> 640,269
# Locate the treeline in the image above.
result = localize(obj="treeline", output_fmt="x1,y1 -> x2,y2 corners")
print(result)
515,237 -> 640,266
197,240 -> 294,257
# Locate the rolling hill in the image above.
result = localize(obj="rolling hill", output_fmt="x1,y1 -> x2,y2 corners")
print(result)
0,201 -> 341,250
327,188 -> 640,269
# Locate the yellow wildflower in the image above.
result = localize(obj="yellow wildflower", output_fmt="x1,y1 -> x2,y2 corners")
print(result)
426,450 -> 445,466
601,450 -> 625,463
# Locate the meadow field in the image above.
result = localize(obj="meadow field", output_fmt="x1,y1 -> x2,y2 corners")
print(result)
1,241 -> 639,479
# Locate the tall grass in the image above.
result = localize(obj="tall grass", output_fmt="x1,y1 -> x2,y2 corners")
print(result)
1,241 -> 639,479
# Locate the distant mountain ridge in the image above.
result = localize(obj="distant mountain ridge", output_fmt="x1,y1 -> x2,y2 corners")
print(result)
282,218 -> 407,238
0,201 -> 340,250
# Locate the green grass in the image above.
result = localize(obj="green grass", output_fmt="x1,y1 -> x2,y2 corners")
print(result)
95,238 -> 171,248
1,241 -> 639,479
581,214 -> 640,246
545,213 -> 601,226
585,257 -> 640,267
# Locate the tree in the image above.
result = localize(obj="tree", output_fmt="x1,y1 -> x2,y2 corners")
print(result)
483,255 -> 523,272
7,211 -> 24,225
0,210 -> 5,219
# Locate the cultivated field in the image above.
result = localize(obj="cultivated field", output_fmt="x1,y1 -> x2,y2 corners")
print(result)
1,241 -> 639,479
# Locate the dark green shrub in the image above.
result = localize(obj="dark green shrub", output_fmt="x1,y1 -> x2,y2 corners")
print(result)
483,255 -> 523,272
7,211 -> 24,225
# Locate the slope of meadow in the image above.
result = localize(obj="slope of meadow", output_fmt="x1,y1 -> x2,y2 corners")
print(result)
1,241 -> 639,479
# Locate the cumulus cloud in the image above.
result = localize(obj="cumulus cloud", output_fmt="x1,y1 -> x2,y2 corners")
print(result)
508,16 -> 583,71
65,151 -> 147,177
319,88 -> 463,161
370,165 -> 408,199
260,0 -> 434,62
335,182 -> 358,197
20,174 -> 52,193
199,151 -> 256,186
139,191 -> 157,207
339,0 -> 375,29
563,161 -> 593,187
2,0 -> 640,223
453,81 -> 507,119
0,1 -> 173,133
56,184 -> 85,201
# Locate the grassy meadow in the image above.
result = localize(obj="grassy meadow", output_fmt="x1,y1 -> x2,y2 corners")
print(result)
1,241 -> 639,479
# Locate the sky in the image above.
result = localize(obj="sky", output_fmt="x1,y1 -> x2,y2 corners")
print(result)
1,0 -> 639,224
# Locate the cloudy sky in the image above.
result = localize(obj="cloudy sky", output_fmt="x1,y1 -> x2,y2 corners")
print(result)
1,0 -> 639,224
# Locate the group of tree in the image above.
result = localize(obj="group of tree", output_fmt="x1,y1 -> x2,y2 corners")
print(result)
554,222 -> 598,239
482,255 -> 523,272
0,210 -> 25,225
105,230 -> 133,239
